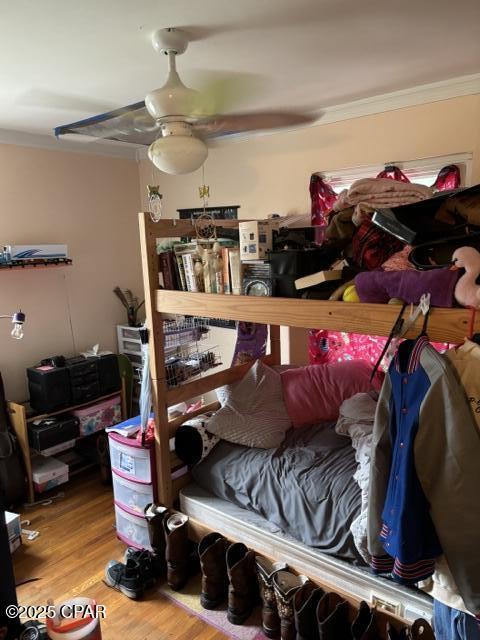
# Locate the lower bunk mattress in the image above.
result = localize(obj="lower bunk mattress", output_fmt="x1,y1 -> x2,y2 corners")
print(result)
180,483 -> 433,624
192,421 -> 363,563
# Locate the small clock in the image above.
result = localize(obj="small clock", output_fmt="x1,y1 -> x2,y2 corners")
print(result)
243,277 -> 273,297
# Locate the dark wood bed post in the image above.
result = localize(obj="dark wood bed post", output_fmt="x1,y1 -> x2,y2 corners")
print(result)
139,212 -> 173,507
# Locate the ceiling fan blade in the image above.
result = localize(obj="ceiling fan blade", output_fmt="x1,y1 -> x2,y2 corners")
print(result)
192,111 -> 320,139
55,102 -> 160,145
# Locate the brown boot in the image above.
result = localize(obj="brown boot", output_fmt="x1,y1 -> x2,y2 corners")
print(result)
273,570 -> 309,640
294,582 -> 324,640
255,556 -> 288,638
199,532 -> 229,610
226,543 -> 258,625
163,512 -> 190,591
316,592 -> 351,640
410,619 -> 435,640
351,601 -> 379,640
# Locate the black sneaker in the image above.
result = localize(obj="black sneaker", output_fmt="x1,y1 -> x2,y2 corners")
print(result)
124,547 -> 159,586
104,558 -> 143,599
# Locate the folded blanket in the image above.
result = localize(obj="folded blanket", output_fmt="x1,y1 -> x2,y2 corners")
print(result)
333,178 -> 434,226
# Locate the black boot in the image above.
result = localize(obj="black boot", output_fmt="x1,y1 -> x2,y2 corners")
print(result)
316,592 -> 351,640
144,503 -> 169,574
199,532 -> 229,609
294,582 -> 324,640
124,504 -> 169,579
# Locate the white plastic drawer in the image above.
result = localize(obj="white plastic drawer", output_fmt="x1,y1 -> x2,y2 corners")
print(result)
120,340 -> 142,353
112,471 -> 154,515
118,327 -> 141,340
109,438 -> 152,484
114,504 -> 151,550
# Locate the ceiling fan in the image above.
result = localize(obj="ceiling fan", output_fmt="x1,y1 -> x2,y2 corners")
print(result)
55,28 -> 318,175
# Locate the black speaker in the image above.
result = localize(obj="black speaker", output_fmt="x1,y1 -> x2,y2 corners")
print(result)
65,357 -> 100,404
27,366 -> 70,412
97,354 -> 121,395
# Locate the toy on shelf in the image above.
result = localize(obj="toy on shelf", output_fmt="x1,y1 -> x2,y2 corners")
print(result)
452,247 -> 480,309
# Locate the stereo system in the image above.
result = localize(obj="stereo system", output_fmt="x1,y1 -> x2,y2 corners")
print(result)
27,353 -> 120,413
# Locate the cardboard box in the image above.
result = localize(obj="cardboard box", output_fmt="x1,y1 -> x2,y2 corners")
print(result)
239,220 -> 279,261
5,511 -> 21,553
32,455 -> 69,493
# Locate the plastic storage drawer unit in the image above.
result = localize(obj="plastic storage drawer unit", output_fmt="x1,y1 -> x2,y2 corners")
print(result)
112,470 -> 154,516
114,504 -> 152,550
108,432 -> 154,485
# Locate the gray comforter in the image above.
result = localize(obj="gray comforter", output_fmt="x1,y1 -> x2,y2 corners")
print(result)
192,422 -> 364,563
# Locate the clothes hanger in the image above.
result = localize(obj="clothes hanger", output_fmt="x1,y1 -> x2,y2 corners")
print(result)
370,303 -> 407,382
396,294 -> 431,339
369,295 -> 431,382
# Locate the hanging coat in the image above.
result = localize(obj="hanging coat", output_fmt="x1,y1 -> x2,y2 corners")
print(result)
367,336 -> 480,624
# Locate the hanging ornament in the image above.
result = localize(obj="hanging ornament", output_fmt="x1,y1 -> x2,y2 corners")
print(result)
195,165 -> 215,240
147,185 -> 163,222
199,184 -> 210,201
195,213 -> 216,241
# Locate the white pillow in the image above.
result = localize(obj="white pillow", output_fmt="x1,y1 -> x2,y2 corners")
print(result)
208,360 -> 291,449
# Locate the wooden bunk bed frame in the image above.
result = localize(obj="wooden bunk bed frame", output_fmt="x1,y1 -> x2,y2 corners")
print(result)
139,211 -> 479,628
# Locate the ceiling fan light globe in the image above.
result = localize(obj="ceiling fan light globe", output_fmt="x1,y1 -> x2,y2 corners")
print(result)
148,135 -> 207,175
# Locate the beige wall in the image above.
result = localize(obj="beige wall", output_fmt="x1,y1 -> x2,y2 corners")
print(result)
138,94 -> 480,363
0,144 -> 142,401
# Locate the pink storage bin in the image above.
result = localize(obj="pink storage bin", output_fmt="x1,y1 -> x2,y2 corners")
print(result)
72,395 -> 122,436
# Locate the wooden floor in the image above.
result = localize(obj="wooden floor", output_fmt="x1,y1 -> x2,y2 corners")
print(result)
13,472 -> 228,639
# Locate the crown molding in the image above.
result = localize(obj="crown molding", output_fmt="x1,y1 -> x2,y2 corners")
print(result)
319,72 -> 480,126
0,128 -> 140,159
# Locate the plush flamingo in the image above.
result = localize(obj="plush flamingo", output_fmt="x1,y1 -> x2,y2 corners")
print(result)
452,247 -> 480,309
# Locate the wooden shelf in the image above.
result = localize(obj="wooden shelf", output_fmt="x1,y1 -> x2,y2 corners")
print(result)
156,290 -> 480,344
24,390 -> 121,423
0,260 -> 72,271
8,389 -> 124,504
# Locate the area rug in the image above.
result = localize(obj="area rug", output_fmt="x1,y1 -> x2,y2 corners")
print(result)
158,574 -> 268,640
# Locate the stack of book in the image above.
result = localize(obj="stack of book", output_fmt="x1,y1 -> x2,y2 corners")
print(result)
158,240 -> 242,295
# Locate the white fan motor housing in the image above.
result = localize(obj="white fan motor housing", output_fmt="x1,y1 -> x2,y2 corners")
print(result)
151,28 -> 189,55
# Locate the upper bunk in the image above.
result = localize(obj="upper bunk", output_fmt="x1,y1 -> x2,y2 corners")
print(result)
140,212 -> 480,345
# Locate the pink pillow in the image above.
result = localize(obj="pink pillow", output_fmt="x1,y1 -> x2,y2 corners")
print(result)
280,361 -> 381,428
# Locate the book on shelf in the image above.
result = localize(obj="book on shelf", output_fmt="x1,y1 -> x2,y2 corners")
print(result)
221,247 -> 231,294
181,252 -> 199,292
294,269 -> 343,291
158,250 -> 178,290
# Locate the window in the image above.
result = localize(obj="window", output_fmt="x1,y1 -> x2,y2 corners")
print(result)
323,152 -> 473,193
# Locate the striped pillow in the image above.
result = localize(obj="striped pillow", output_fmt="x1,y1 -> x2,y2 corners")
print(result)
207,360 -> 291,449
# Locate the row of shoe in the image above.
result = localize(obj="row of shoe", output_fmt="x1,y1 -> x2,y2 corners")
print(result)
199,530 -> 435,640
105,504 -> 197,599
105,505 -> 435,640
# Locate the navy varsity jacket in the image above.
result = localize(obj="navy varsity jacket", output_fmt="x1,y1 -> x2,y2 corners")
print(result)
367,336 -> 480,621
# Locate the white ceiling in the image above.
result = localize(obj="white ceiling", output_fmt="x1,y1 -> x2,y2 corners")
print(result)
1,0 -> 479,146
